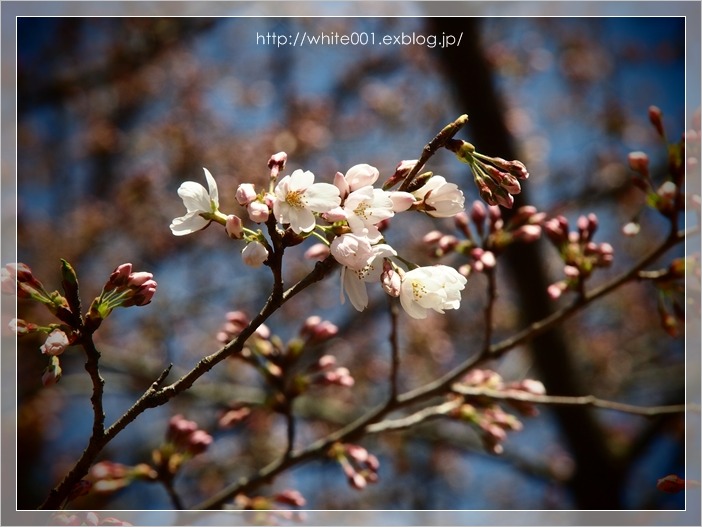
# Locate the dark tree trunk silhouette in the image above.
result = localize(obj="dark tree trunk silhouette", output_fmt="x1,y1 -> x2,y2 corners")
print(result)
430,17 -> 624,509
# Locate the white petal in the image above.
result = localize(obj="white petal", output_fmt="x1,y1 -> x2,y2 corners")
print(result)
399,288 -> 428,319
288,207 -> 316,233
170,212 -> 209,236
343,268 -> 369,311
345,164 -> 379,191
178,182 -> 211,213
289,169 -> 315,191
305,183 -> 341,212
203,167 -> 219,208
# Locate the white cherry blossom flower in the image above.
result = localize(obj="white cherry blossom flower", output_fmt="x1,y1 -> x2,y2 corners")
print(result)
342,186 -> 396,242
399,265 -> 467,319
330,231 -> 405,311
412,175 -> 465,218
242,241 -> 269,268
273,169 -> 341,234
170,168 -> 220,236
40,329 -> 70,356
330,233 -> 375,270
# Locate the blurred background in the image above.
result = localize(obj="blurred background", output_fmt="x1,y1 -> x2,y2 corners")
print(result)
12,14 -> 694,513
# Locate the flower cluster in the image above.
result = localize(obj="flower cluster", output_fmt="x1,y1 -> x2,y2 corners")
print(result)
449,369 -> 546,455
624,106 -> 690,234
422,200 -> 544,277
170,152 -> 481,319
543,213 -> 614,299
447,139 -> 529,209
152,414 -> 214,478
6,261 -> 157,387
329,442 -> 380,490
89,461 -> 157,493
86,263 -> 157,328
216,311 -> 353,398
89,415 -> 212,501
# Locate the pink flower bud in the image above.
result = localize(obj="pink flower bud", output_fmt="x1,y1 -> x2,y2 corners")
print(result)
438,235 -> 459,252
657,474 -> 685,493
267,151 -> 288,171
344,164 -> 380,192
322,206 -> 347,222
107,263 -> 133,289
622,222 -> 640,236
332,171 -> 350,199
247,201 -> 270,223
128,279 -> 157,307
226,310 -> 249,326
188,429 -> 213,455
41,329 -> 70,356
318,354 -> 337,369
547,281 -> 567,300
42,356 -> 62,386
9,318 -> 38,335
349,472 -> 367,490
127,271 -> 153,288
480,250 -> 497,269
628,151 -> 649,174
470,200 -> 487,228
381,266 -> 401,298
387,191 -> 415,212
422,230 -> 443,244
658,181 -> 677,199
275,489 -> 306,507
254,323 -> 271,339
242,241 -> 269,268
512,224 -> 542,243
563,265 -> 580,278
304,243 -> 331,261
313,320 -> 338,341
648,105 -> 665,137
218,406 -> 251,428
236,183 -> 257,206
226,215 -> 244,239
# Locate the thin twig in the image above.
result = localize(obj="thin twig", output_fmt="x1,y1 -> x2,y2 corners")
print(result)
450,384 -> 693,417
387,298 -> 401,403
397,114 -> 469,191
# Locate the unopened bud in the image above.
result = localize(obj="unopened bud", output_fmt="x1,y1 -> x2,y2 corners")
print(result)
304,243 -> 330,261
242,241 -> 269,268
622,221 -> 640,237
268,151 -> 288,172
512,224 -> 542,243
42,356 -> 62,386
628,151 -> 650,174
649,105 -> 665,137
226,214 -> 244,239
247,201 -> 269,223
40,329 -> 70,356
236,183 -> 257,206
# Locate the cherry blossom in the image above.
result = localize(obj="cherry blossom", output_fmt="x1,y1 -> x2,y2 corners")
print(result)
399,265 -> 467,319
170,168 -> 220,236
273,169 -> 341,234
40,329 -> 70,356
411,175 -> 465,218
241,241 -> 269,268
339,243 -> 396,311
